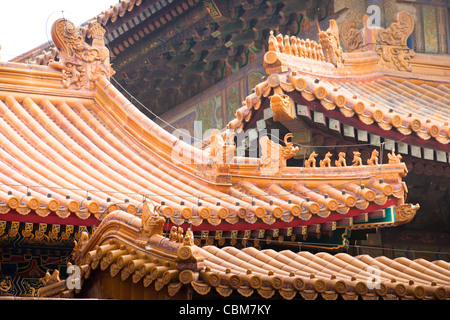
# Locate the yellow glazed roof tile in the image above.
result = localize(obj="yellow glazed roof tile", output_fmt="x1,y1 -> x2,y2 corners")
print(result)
0,67 -> 416,232
37,209 -> 450,300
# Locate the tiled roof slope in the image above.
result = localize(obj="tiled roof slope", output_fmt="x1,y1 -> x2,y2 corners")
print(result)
228,12 -> 450,151
229,70 -> 450,146
0,18 -> 417,236
0,62 -> 414,231
38,210 -> 450,300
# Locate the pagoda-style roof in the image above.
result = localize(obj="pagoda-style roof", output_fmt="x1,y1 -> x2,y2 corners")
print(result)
0,18 -> 418,247
228,12 -> 450,156
37,209 -> 450,300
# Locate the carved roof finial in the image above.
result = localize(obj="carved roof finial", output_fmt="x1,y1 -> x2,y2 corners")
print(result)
140,202 -> 166,238
318,19 -> 343,68
49,18 -> 115,90
260,133 -> 299,175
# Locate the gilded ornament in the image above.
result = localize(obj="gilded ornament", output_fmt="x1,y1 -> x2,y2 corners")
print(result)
375,12 -> 415,71
49,19 -> 115,90
319,152 -> 332,167
340,19 -> 364,52
351,151 -> 362,166
140,202 -> 165,238
270,93 -> 295,121
209,129 -> 236,167
387,149 -> 402,164
260,133 -> 299,175
367,149 -> 379,165
335,152 -> 346,167
318,20 -> 343,68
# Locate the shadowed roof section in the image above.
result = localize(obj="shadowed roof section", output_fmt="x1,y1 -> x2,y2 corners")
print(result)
37,209 -> 450,300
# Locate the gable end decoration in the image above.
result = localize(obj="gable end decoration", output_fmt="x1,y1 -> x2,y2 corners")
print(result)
49,18 -> 115,90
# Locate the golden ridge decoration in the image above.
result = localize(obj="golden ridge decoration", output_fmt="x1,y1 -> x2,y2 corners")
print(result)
340,19 -> 363,52
339,11 -> 415,71
375,12 -> 415,71
395,203 -> 420,223
351,151 -> 362,166
304,151 -> 318,168
209,129 -> 236,168
140,202 -> 165,239
270,93 -> 296,121
72,231 -> 90,263
319,152 -> 332,167
318,20 -> 343,68
39,270 -> 61,287
49,18 -> 115,90
388,149 -> 402,164
367,149 -> 379,165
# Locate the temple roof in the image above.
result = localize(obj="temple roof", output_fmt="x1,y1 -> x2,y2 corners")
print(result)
228,12 -> 450,153
11,0 -> 333,116
37,209 -> 450,300
0,18 -> 418,241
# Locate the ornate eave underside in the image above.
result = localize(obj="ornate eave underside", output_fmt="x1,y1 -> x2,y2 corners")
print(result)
38,210 -> 450,300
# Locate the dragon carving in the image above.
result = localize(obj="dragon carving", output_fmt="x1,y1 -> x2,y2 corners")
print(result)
209,129 -> 236,167
339,11 -> 415,72
49,18 -> 115,90
260,133 -> 299,175
319,20 -> 343,68
140,202 -> 166,238
375,11 -> 415,72
270,93 -> 295,121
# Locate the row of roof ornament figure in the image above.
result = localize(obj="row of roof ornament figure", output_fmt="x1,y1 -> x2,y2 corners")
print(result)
304,149 -> 402,168
268,31 -> 325,62
210,129 -> 403,176
267,19 -> 343,68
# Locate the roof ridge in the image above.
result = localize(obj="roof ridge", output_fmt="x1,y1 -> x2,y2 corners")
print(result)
37,208 -> 450,300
